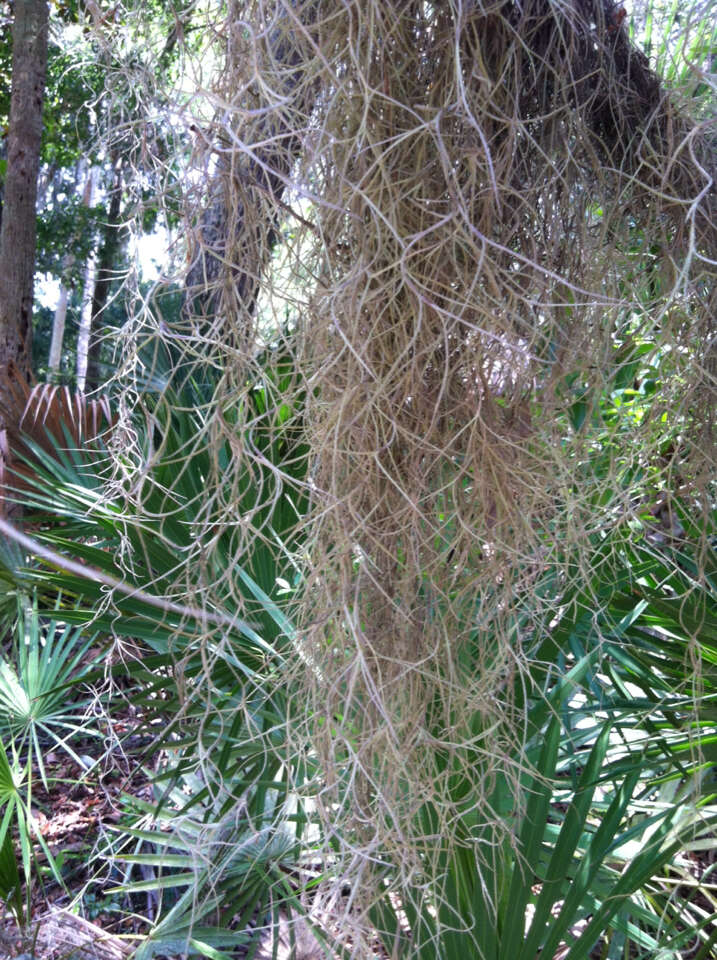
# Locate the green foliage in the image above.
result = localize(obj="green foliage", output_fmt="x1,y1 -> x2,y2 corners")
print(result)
0,597 -> 102,787
40,42 -> 103,170
109,754 -> 317,960
370,529 -> 717,958
0,715 -> 66,930
7,319 -> 716,956
0,739 -> 26,927
35,199 -> 104,281
9,340 -> 312,954
0,5 -> 102,164
0,595 -> 106,929
0,538 -> 27,637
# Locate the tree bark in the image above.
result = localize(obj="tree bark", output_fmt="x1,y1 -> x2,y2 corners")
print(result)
0,0 -> 49,379
0,0 -> 49,516
0,140 -> 6,234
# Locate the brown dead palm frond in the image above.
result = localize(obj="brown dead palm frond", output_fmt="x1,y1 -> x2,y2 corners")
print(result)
0,363 -> 115,506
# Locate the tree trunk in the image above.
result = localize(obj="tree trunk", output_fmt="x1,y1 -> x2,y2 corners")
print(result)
75,249 -> 97,392
48,165 -> 96,382
85,163 -> 123,393
0,0 -> 49,379
47,280 -> 69,380
0,139 -> 6,233
75,166 -> 99,392
0,0 -> 49,516
183,0 -> 318,338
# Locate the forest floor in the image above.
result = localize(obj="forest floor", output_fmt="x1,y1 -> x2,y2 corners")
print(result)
0,704 -> 155,959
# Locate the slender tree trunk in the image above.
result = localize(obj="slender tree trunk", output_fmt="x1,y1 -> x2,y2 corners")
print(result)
75,166 -> 99,392
75,254 -> 97,391
47,281 -> 69,380
86,162 -> 123,393
48,165 -> 96,382
0,0 -> 49,379
0,0 -> 49,515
